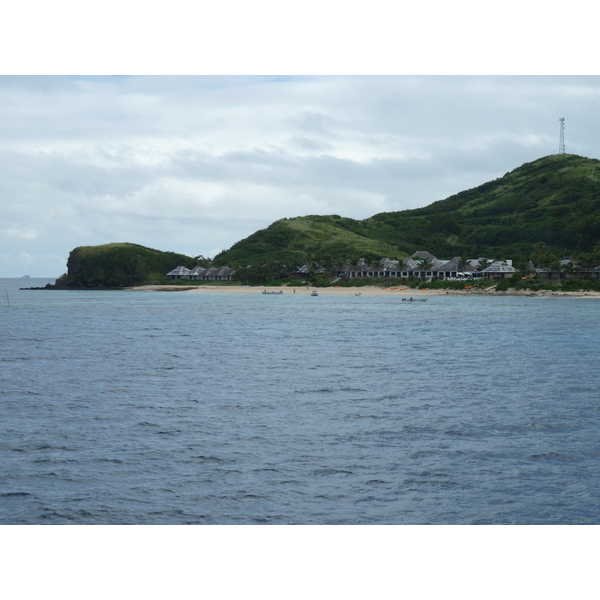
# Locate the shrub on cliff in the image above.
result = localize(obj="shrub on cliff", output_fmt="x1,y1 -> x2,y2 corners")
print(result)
59,243 -> 195,287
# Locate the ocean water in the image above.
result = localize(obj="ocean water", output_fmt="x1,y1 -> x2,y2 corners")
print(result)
1,278 -> 600,524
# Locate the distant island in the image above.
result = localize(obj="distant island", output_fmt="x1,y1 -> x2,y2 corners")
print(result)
51,153 -> 600,292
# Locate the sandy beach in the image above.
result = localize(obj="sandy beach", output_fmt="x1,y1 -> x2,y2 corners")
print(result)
125,284 -> 600,298
127,284 -> 435,296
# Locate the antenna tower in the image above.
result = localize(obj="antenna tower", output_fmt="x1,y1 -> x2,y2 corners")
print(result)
559,118 -> 565,154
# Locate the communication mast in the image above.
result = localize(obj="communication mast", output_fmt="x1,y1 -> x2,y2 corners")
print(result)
559,118 -> 565,154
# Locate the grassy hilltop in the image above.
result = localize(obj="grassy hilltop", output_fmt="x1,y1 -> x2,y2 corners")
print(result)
214,154 -> 600,267
212,214 -> 404,268
55,243 -> 195,288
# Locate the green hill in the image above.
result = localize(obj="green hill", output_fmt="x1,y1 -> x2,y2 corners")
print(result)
55,243 -> 195,287
56,154 -> 600,287
213,214 -> 404,268
214,154 -> 600,267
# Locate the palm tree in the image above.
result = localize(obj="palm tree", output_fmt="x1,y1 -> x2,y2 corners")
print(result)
548,258 -> 562,280
574,251 -> 600,277
415,257 -> 433,279
458,256 -> 471,272
347,257 -> 365,279
561,260 -> 580,279
416,257 -> 433,270
316,254 -> 336,279
531,243 -> 553,270
194,255 -> 212,268
476,258 -> 492,271
512,256 -> 529,276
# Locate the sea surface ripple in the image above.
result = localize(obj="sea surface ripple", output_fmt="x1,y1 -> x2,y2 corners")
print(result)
1,279 -> 600,524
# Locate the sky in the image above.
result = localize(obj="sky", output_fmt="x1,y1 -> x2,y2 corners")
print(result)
1,0 -> 599,277
2,74 -> 600,277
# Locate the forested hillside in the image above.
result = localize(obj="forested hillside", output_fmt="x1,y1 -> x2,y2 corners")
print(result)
56,154 -> 600,287
55,243 -> 195,287
214,154 -> 600,268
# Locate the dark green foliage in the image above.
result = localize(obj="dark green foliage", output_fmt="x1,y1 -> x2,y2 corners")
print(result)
559,279 -> 600,292
214,215 -> 403,268
213,221 -> 310,267
377,155 -> 600,256
495,281 -> 511,292
57,243 -> 195,288
213,154 -> 600,268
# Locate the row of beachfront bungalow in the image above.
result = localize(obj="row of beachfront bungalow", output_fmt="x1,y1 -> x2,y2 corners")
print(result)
338,252 -> 518,280
167,250 -> 600,282
530,259 -> 600,280
166,251 -> 519,282
166,266 -> 234,281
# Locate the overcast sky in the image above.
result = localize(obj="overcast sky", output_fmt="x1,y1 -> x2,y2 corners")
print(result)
2,75 -> 599,276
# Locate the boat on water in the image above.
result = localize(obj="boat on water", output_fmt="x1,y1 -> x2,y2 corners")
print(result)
311,290 -> 318,296
262,290 -> 284,294
402,297 -> 428,302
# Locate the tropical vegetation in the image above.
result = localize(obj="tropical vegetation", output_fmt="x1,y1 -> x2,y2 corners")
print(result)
213,153 -> 600,272
55,154 -> 600,288
54,243 -> 196,287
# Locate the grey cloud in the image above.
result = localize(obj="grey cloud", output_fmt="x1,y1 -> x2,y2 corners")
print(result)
288,110 -> 339,135
2,75 -> 600,276
289,136 -> 333,151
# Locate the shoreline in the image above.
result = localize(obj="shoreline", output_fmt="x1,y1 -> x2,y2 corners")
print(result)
123,284 -> 600,298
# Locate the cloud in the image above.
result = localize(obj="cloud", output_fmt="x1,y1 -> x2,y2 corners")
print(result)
1,75 -> 600,276
2,228 -> 38,240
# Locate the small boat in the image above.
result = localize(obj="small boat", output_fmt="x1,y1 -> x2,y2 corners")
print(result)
402,297 -> 428,302
355,293 -> 361,296
311,290 -> 318,296
262,290 -> 283,294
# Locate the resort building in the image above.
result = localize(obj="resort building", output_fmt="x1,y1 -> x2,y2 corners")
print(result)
166,251 -> 600,282
335,252 -> 483,280
166,266 -> 191,279
167,266 -> 234,281
479,261 -> 518,279
532,258 -> 600,280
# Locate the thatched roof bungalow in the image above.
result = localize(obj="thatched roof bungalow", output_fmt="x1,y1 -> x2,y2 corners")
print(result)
166,265 -> 235,281
166,266 -> 192,279
480,261 -> 518,279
